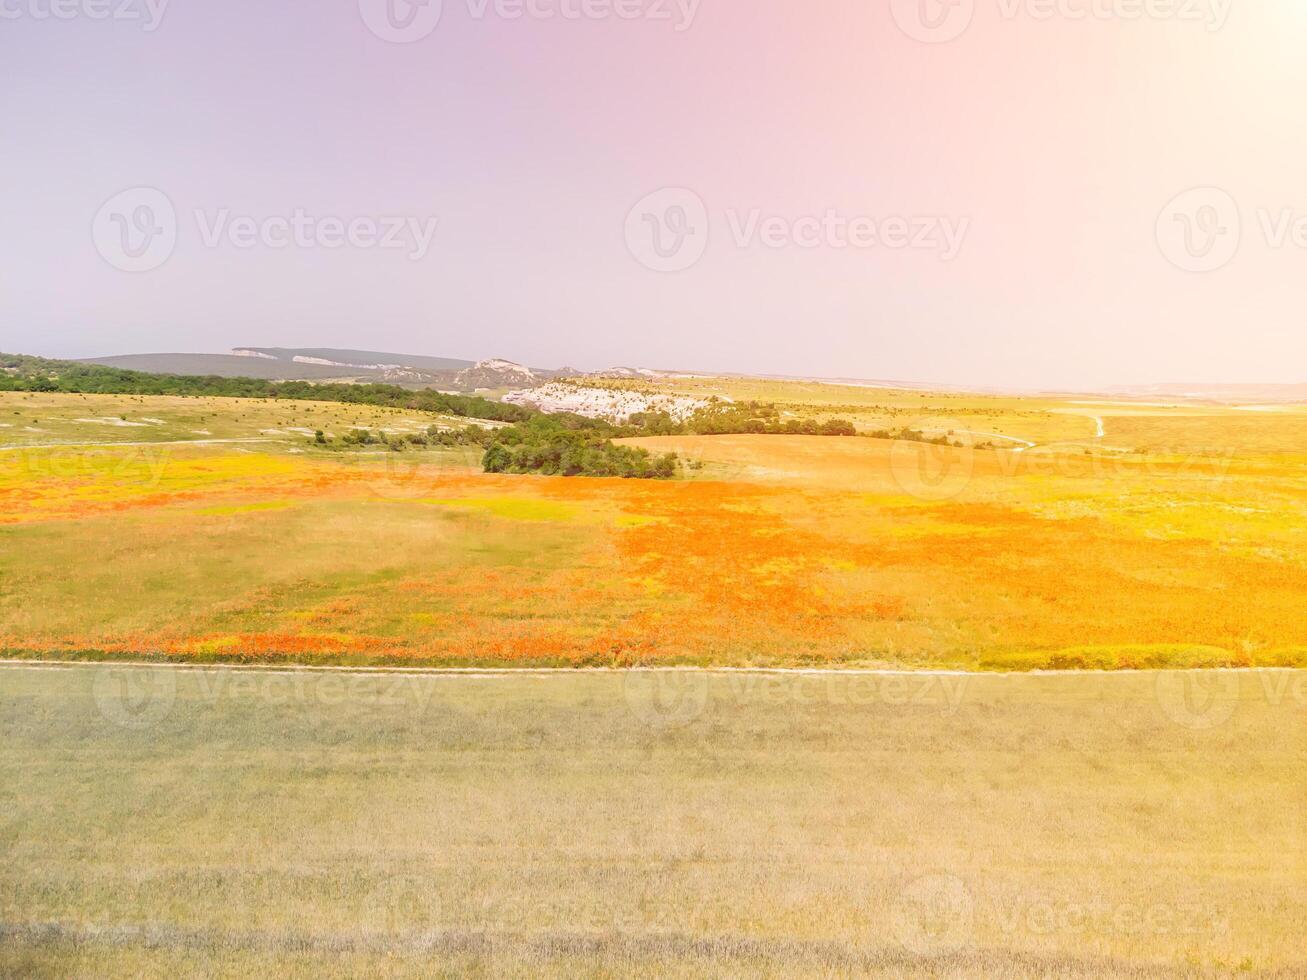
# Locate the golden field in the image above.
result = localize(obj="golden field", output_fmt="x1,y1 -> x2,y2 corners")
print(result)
2,388 -> 1304,978
1,389 -> 1305,668
1,664 -> 1302,978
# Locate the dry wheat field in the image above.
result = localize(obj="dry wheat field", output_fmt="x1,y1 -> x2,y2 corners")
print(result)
1,663 -> 1303,978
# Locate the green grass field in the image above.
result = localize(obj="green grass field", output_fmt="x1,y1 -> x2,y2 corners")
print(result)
0,390 -> 485,449
1,664 -> 1303,978
2,384 -> 1305,975
3,388 -> 1307,669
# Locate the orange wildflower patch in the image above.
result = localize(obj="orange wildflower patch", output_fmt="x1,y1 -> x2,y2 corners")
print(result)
5,436 -> 1307,669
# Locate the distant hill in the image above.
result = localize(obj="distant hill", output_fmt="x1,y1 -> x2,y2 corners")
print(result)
0,350 -> 535,422
81,353 -> 361,381
231,348 -> 476,372
454,359 -> 540,391
1105,382 -> 1307,404
77,348 -> 566,391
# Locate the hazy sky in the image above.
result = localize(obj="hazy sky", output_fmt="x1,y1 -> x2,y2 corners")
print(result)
2,0 -> 1305,389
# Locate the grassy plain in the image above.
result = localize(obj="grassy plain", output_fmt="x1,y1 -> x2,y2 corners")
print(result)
1,664 -> 1302,978
2,389 -> 1307,668
2,386 -> 1304,978
585,375 -> 1307,454
0,390 -> 486,448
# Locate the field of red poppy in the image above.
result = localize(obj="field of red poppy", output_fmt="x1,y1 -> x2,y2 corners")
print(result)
2,390 -> 1305,669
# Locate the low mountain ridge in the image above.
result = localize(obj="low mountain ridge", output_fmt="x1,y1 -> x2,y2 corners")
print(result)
77,348 -> 567,391
80,353 -> 356,381
454,359 -> 539,390
232,347 -> 477,373
1104,381 -> 1307,404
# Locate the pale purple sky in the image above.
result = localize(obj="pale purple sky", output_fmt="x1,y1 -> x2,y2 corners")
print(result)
2,1 -> 1305,388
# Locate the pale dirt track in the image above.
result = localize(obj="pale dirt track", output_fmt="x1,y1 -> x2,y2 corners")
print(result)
0,438 -> 278,453
0,659 -> 1295,679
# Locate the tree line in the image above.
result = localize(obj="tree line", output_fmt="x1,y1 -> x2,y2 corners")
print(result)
0,352 -> 531,423
3,352 -> 862,480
